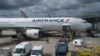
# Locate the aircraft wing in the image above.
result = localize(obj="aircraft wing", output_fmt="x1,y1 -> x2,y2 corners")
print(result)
0,23 -> 42,31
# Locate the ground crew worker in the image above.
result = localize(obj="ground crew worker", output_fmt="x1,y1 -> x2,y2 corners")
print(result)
46,37 -> 49,44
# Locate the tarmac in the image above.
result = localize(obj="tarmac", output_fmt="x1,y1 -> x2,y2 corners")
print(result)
0,31 -> 100,56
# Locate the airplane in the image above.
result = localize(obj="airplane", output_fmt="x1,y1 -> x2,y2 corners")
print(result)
0,17 -> 91,39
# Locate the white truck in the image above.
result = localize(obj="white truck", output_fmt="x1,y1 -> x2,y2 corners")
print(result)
12,42 -> 32,56
30,45 -> 43,56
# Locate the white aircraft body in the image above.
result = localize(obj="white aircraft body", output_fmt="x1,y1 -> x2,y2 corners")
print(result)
0,17 -> 91,38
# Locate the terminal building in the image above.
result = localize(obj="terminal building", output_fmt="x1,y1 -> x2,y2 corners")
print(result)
83,17 -> 100,30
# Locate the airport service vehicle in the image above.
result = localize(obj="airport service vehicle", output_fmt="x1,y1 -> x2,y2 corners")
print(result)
91,30 -> 100,37
94,33 -> 100,37
31,45 -> 43,56
66,39 -> 100,56
55,41 -> 68,56
0,47 -> 12,56
0,17 -> 91,39
12,42 -> 31,56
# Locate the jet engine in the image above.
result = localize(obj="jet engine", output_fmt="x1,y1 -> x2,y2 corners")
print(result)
73,39 -> 84,47
23,29 -> 40,39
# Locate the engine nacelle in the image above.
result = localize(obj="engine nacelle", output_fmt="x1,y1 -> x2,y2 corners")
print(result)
24,29 -> 39,39
73,39 -> 84,47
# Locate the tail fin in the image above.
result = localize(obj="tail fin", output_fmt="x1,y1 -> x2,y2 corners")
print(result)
20,10 -> 28,18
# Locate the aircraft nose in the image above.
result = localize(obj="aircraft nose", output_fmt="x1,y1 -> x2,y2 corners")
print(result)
88,23 -> 92,28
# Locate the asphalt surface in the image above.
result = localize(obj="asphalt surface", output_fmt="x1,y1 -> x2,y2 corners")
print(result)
0,31 -> 100,56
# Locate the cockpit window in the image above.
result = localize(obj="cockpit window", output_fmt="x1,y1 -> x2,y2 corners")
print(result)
83,21 -> 88,23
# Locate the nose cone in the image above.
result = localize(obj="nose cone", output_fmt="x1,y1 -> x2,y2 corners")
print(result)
87,23 -> 92,29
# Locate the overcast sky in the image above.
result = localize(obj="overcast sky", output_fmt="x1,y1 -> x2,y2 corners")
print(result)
0,0 -> 100,18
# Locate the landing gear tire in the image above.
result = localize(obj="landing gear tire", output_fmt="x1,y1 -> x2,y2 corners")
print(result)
22,35 -> 32,40
0,30 -> 2,38
39,32 -> 49,37
11,35 -> 17,38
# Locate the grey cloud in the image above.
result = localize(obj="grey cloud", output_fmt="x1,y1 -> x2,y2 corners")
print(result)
0,0 -> 42,10
42,0 -> 80,10
77,2 -> 100,17
0,10 -> 21,17
77,0 -> 100,4
0,0 -> 100,18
